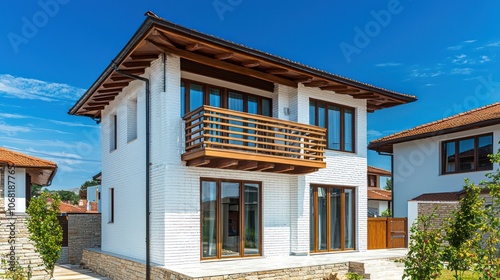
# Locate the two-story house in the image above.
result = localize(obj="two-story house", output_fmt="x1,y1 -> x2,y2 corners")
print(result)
69,12 -> 415,279
368,103 -> 500,228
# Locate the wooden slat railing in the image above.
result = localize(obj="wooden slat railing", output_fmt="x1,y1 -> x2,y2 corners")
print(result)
183,105 -> 326,163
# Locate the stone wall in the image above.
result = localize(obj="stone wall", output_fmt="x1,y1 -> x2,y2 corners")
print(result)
0,214 -> 49,279
57,247 -> 69,264
68,213 -> 101,265
82,248 -> 351,280
0,168 -> 4,211
417,202 -> 459,230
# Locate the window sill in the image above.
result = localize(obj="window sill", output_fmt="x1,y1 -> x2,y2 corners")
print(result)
440,168 -> 493,176
127,138 -> 138,144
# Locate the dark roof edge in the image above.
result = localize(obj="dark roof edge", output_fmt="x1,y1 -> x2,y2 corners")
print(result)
368,118 -> 500,152
148,17 -> 416,103
68,18 -> 154,116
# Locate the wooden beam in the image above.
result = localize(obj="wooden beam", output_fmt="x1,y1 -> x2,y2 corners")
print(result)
352,94 -> 377,99
266,68 -> 289,74
269,165 -> 294,173
304,81 -> 329,87
87,101 -> 110,107
335,89 -> 361,94
83,105 -> 105,111
153,31 -> 177,48
320,85 -> 348,91
109,75 -> 134,82
185,43 -> 203,51
291,167 -> 318,174
254,163 -> 274,172
214,159 -> 238,169
215,52 -> 234,60
91,96 -> 115,102
242,60 -> 260,68
295,76 -> 313,83
115,69 -> 145,75
187,158 -> 211,167
102,82 -> 129,89
238,161 -> 258,171
123,61 -> 151,68
146,40 -> 297,88
97,89 -> 121,94
130,54 -> 159,61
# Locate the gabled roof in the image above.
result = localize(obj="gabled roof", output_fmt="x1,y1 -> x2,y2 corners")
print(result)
368,189 -> 392,201
69,12 -> 416,118
367,166 -> 391,176
410,192 -> 461,202
369,102 -> 500,153
0,147 -> 57,186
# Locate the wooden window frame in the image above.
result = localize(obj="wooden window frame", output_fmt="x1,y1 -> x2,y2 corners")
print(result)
310,185 -> 356,253
181,79 -> 272,117
368,174 -> 377,188
441,133 -> 493,175
200,178 -> 263,261
309,99 -> 356,153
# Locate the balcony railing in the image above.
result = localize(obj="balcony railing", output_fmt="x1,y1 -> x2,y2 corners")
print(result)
182,106 -> 326,174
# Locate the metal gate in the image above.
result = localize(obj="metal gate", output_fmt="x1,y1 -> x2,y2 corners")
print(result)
368,217 -> 407,249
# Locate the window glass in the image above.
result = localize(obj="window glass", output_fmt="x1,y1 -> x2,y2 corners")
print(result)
442,134 -> 493,174
344,109 -> 354,152
318,103 -> 326,128
309,100 -> 316,126
458,138 -> 475,172
180,82 -> 185,116
330,188 -> 341,250
244,183 -> 260,256
309,187 -> 315,251
344,189 -> 354,249
317,187 -> 327,251
209,88 -> 221,108
189,83 -> 204,112
444,142 -> 456,173
262,98 -> 272,117
247,95 -> 258,115
478,135 -> 493,170
201,181 -> 217,258
328,105 -> 341,150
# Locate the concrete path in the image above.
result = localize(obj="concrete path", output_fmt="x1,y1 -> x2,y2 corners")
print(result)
54,264 -> 110,280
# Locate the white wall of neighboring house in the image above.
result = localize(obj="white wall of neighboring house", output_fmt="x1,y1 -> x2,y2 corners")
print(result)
393,124 -> 500,217
3,167 -> 26,213
99,54 -> 368,266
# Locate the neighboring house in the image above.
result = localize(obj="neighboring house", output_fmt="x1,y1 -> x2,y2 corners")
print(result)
368,103 -> 500,228
0,146 -> 57,213
68,13 -> 415,276
367,166 -> 392,217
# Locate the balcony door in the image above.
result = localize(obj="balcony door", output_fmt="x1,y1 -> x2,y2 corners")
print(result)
201,179 -> 261,260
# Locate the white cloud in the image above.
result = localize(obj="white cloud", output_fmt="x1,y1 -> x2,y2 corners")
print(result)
486,41 -> 500,47
464,40 -> 476,43
375,62 -> 402,67
451,68 -> 473,75
0,112 -> 30,119
410,69 -> 445,78
367,129 -> 382,138
0,74 -> 85,103
451,54 -> 470,65
480,55 -> 491,63
0,123 -> 31,135
447,45 -> 462,51
424,83 -> 435,87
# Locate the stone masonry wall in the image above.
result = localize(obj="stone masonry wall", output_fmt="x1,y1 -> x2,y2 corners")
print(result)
418,202 -> 459,230
0,168 -> 4,212
0,214 -> 49,279
82,248 -> 351,280
68,213 -> 101,265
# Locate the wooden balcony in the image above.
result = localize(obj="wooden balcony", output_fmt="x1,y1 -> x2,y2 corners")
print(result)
182,106 -> 327,174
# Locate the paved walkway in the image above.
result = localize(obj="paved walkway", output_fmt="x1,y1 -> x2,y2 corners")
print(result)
54,264 -> 110,280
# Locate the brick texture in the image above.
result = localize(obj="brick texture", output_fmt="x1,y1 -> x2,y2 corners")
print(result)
417,202 -> 459,230
68,213 -> 101,264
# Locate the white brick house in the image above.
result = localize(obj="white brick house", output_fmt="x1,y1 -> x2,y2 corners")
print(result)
69,13 -> 415,273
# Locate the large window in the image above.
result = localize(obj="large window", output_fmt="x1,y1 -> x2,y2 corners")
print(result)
201,178 -> 261,260
309,99 -> 355,152
442,133 -> 493,174
310,185 -> 355,252
181,79 -> 272,117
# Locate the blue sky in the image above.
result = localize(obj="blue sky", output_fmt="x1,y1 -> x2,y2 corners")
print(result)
1,1 -> 499,190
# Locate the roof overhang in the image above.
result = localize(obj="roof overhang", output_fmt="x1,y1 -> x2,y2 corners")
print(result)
69,13 -> 416,118
1,163 -> 57,186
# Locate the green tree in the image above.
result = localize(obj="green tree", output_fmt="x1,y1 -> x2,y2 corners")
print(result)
30,184 -> 44,198
79,179 -> 100,199
55,190 -> 80,205
403,207 -> 444,280
444,180 -> 484,280
384,178 -> 392,191
25,192 -> 63,278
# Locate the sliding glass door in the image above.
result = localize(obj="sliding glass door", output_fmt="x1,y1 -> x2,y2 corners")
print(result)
310,185 -> 355,252
201,179 -> 262,260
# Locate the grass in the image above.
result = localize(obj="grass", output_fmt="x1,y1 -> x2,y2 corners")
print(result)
437,269 -> 479,280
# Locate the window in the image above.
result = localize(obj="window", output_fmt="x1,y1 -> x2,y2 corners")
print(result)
110,114 -> 117,151
310,185 -> 355,252
368,175 -> 377,188
201,178 -> 261,259
442,133 -> 493,174
309,99 -> 355,152
180,79 -> 272,117
127,98 -> 138,142
109,188 -> 114,223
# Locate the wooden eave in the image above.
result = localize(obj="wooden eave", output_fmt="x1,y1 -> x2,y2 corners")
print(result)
69,15 -> 416,118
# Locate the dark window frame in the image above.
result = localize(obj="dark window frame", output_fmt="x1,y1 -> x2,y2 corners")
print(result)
109,188 -> 115,223
310,184 -> 356,253
309,99 -> 356,153
199,178 -> 263,260
181,79 -> 272,117
368,174 -> 377,188
441,133 -> 494,175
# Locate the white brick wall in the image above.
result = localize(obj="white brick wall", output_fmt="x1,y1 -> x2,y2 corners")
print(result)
99,53 -> 369,266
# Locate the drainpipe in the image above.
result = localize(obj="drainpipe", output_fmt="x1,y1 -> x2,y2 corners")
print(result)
377,151 -> 394,216
114,66 -> 151,280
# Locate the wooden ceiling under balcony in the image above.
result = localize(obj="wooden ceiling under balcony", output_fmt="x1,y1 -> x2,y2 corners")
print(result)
70,15 -> 416,118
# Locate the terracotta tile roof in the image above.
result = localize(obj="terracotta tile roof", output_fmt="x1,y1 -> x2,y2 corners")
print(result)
368,189 -> 392,201
367,166 -> 391,176
59,201 -> 87,213
0,147 -> 56,168
368,102 -> 500,153
411,192 -> 461,202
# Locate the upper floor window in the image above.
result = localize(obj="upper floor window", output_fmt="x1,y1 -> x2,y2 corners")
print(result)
110,114 -> 117,151
442,133 -> 493,174
309,99 -> 355,152
127,98 -> 138,142
180,79 -> 272,117
368,174 -> 377,188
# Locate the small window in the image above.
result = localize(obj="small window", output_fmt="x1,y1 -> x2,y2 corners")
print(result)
110,114 -> 117,151
368,175 -> 377,188
442,133 -> 493,174
109,188 -> 114,223
127,98 -> 138,142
